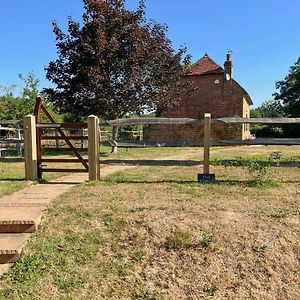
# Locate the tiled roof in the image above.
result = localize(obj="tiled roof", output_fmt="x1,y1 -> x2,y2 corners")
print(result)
187,53 -> 224,76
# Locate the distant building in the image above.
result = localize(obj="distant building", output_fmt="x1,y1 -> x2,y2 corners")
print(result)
144,52 -> 253,144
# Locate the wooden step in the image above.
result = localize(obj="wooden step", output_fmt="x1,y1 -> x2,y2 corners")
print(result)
0,207 -> 43,233
0,234 -> 30,264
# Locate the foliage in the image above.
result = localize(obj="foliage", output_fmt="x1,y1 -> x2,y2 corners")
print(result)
0,73 -> 38,120
166,230 -> 193,248
212,152 -> 283,187
250,99 -> 284,137
0,73 -> 62,122
0,89 -> 16,120
255,99 -> 284,118
250,125 -> 283,138
274,57 -> 300,117
274,57 -> 300,137
201,232 -> 219,250
45,0 -> 191,121
250,108 -> 262,118
269,208 -> 300,219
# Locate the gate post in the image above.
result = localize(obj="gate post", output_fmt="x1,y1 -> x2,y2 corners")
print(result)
203,113 -> 211,174
198,113 -> 215,183
88,115 -> 100,181
23,115 -> 38,180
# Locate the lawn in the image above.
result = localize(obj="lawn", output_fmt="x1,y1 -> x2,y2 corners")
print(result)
0,161 -> 32,198
0,145 -> 299,299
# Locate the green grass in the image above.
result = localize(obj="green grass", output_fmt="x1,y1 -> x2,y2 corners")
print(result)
269,208 -> 300,219
0,161 -> 32,197
166,230 -> 194,248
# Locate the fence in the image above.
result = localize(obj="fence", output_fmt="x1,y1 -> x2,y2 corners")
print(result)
0,120 -> 23,160
4,96 -> 299,183
201,115 -> 300,182
102,114 -> 300,182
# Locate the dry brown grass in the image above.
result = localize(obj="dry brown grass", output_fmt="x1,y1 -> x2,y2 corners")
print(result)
0,146 -> 299,299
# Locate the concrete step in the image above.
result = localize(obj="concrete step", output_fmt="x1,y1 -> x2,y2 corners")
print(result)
0,207 -> 44,233
0,233 -> 31,264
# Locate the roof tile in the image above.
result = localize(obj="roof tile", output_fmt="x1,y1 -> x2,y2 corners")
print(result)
187,53 -> 224,76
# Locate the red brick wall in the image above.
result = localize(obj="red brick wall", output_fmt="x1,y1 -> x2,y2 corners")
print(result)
144,73 -> 250,144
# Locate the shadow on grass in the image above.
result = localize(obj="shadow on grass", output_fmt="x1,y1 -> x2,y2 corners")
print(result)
0,178 -> 25,182
101,159 -> 300,167
38,178 -> 83,185
101,178 -> 246,186
101,159 -> 202,166
101,178 -> 299,186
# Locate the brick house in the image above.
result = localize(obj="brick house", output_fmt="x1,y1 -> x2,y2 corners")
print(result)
143,52 -> 253,145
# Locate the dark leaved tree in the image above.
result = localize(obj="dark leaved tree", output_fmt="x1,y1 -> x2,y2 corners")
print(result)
45,0 -> 190,122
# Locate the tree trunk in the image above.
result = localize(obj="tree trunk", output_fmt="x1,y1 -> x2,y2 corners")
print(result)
111,126 -> 119,154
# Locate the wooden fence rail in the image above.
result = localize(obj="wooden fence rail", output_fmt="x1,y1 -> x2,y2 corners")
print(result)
105,117 -> 200,126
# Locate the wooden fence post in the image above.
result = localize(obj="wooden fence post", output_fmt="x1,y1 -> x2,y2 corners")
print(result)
88,115 -> 100,181
198,113 -> 215,183
203,113 -> 211,174
23,115 -> 38,180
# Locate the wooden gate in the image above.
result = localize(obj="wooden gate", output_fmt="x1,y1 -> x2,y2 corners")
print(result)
34,97 -> 94,179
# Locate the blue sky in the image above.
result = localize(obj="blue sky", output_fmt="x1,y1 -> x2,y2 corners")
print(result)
0,0 -> 299,107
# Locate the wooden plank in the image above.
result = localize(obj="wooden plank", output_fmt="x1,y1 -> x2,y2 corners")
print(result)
41,168 -> 88,173
203,113 -> 211,174
41,158 -> 89,163
0,120 -> 21,125
41,136 -> 88,140
42,147 -> 88,152
216,117 -> 300,124
36,124 -> 61,128
37,123 -> 87,129
106,117 -> 200,126
0,139 -> 23,144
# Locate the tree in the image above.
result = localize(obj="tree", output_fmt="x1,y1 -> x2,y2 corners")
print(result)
250,100 -> 284,138
44,0 -> 190,121
274,57 -> 300,117
250,108 -> 262,118
257,99 -> 284,118
0,86 -> 17,120
274,57 -> 300,137
0,73 -> 61,121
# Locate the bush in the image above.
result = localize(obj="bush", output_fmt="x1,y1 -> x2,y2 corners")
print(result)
251,125 -> 283,138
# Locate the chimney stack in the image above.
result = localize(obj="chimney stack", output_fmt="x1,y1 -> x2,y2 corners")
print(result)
224,51 -> 233,80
